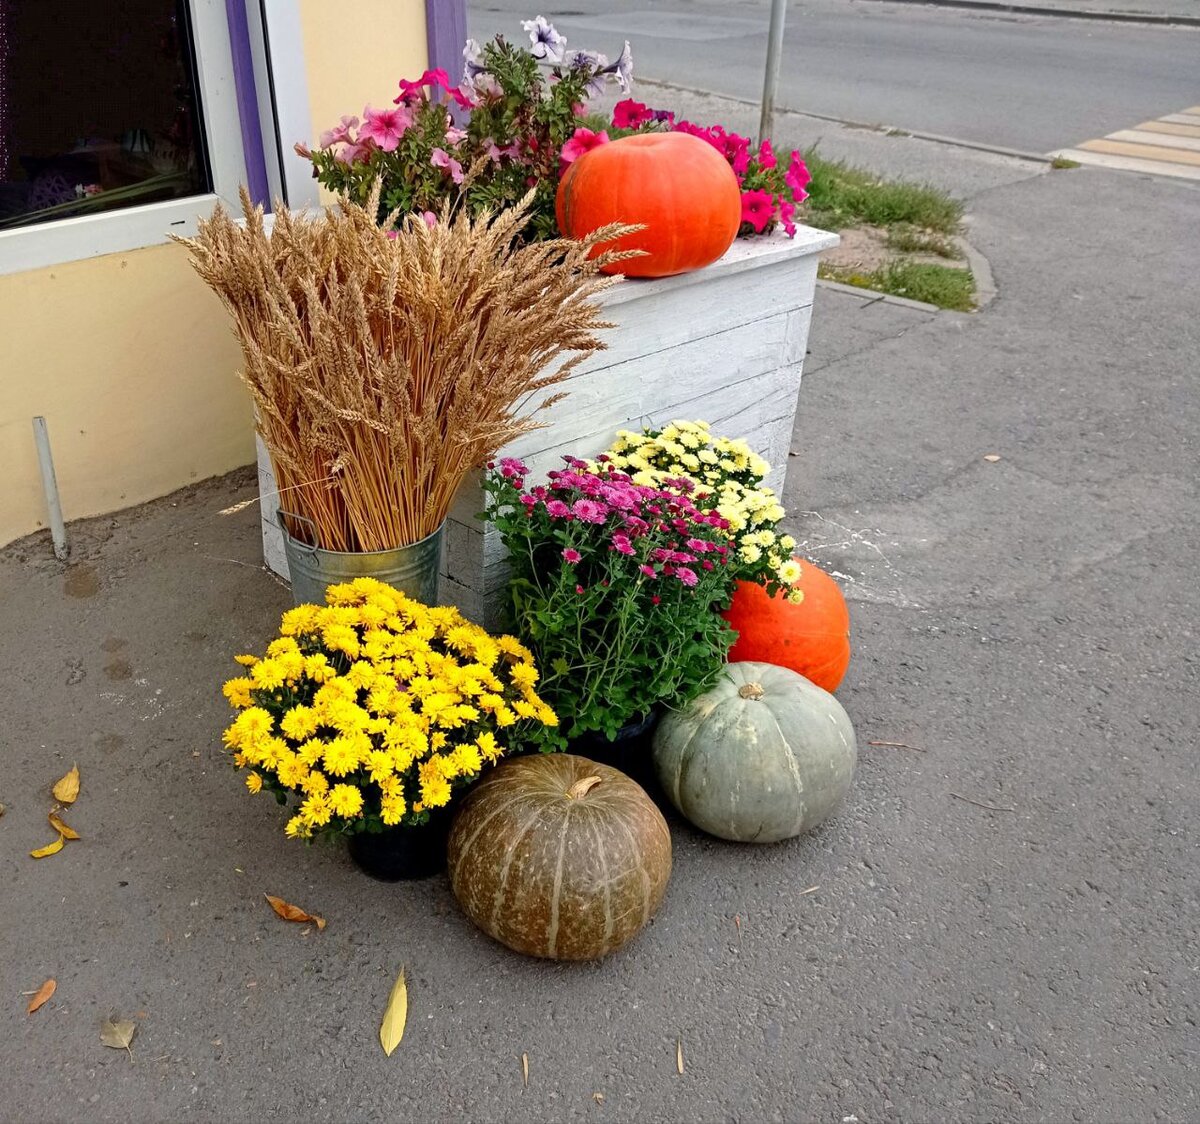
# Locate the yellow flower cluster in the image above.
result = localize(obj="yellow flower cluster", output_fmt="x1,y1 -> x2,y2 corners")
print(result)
600,421 -> 802,600
221,578 -> 557,839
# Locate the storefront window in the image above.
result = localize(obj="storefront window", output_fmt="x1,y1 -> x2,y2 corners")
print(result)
0,0 -> 210,232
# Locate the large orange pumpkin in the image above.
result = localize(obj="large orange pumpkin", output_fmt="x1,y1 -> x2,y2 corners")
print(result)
723,559 -> 852,692
556,132 -> 741,278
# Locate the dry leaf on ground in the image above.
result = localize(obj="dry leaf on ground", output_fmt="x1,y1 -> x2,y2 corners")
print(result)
379,968 -> 408,1057
100,1017 -> 137,1057
52,765 -> 80,805
521,1052 -> 529,1087
676,1039 -> 684,1074
48,812 -> 80,840
983,454 -> 1002,463
30,835 -> 64,859
26,979 -> 56,1014
264,894 -> 326,930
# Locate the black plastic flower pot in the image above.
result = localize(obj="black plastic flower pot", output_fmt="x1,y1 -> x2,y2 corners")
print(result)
566,708 -> 661,791
347,817 -> 450,882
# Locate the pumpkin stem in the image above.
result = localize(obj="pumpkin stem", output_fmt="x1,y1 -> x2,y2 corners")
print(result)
566,775 -> 603,799
738,682 -> 766,701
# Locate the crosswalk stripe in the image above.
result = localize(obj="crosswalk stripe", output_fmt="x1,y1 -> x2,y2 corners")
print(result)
1135,121 -> 1200,139
1078,139 -> 1200,166
1053,150 -> 1200,179
1053,105 -> 1200,181
1107,129 -> 1200,153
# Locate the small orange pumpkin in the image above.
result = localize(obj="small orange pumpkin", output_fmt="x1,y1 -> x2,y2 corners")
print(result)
723,559 -> 852,692
556,132 -> 741,278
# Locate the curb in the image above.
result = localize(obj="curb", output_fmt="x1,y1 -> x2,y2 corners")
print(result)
816,279 -> 944,314
636,79 -> 1055,166
955,234 -> 999,310
845,0 -> 1200,27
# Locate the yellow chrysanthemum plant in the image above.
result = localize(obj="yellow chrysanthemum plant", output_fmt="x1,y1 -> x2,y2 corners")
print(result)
221,578 -> 558,841
597,421 -> 804,603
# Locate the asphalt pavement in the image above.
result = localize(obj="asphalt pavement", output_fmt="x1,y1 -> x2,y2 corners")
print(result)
3,16 -> 1199,1124
470,0 -> 1200,153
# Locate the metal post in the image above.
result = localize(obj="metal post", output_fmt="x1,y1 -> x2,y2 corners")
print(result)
32,416 -> 68,561
758,0 -> 789,144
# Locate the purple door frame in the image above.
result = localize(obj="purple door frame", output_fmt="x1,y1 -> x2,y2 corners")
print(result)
424,0 -> 468,82
223,0 -> 467,208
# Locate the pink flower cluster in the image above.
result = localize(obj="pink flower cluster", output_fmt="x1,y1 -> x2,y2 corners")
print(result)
496,456 -> 730,590
609,100 -> 813,238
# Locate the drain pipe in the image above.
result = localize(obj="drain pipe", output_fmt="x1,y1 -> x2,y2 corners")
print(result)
758,0 -> 788,144
32,416 -> 69,561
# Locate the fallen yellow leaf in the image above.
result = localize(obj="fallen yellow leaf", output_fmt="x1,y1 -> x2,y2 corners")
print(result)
264,894 -> 325,930
100,1016 -> 137,1057
48,812 -> 80,840
52,764 -> 80,805
27,979 -> 56,1014
30,835 -> 65,859
379,968 -> 408,1056
676,1039 -> 684,1074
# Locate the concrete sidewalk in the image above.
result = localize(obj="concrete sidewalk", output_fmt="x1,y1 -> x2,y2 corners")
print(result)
3,123 -> 1198,1121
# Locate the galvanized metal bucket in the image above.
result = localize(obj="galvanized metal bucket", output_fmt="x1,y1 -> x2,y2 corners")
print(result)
277,511 -> 444,608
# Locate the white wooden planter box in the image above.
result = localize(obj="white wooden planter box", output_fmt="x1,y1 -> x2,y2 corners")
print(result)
257,226 -> 837,624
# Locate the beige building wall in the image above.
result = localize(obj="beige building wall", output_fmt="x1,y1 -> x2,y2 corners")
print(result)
1,0 -> 429,547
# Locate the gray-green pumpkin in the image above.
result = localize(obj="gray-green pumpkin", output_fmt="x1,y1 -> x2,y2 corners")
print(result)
653,661 -> 856,843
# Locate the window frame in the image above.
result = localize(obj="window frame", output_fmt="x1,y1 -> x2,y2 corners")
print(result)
0,0 -> 250,275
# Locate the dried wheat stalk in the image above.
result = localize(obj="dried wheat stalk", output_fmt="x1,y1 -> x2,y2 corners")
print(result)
174,185 -> 637,551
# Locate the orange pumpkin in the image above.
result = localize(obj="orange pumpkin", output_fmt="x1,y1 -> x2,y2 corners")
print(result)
723,559 -> 851,692
556,132 -> 741,278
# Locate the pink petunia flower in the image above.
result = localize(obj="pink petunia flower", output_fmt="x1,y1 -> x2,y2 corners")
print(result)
359,106 -> 411,152
757,138 -> 777,169
395,68 -> 452,104
563,548 -> 582,564
318,115 -> 359,148
560,127 -> 610,166
430,147 -> 464,184
778,197 -> 797,238
612,98 -> 652,129
740,189 -> 775,233
785,151 -> 812,199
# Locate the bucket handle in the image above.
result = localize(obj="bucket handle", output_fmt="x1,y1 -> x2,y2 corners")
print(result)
277,509 -> 320,557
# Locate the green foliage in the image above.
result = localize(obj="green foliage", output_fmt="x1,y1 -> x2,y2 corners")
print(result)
802,148 -> 963,234
483,462 -> 736,748
302,35 -> 620,241
820,260 -> 976,312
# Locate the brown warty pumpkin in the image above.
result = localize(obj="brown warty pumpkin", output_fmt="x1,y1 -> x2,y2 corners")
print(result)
447,754 -> 672,960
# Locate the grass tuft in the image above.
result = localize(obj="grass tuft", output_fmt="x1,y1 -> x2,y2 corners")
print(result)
820,260 -> 976,312
801,148 -> 964,234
